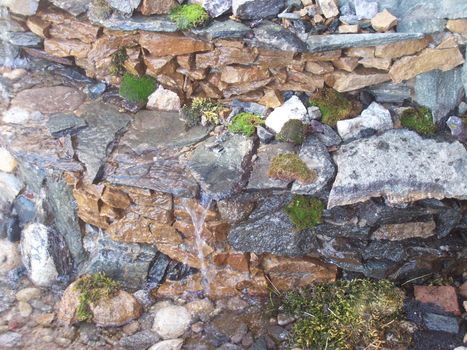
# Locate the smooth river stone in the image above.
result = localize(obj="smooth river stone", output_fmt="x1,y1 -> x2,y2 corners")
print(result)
327,129 -> 467,208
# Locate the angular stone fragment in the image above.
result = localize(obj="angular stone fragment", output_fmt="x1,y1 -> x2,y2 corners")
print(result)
232,0 -> 285,20
371,9 -> 397,32
139,0 -> 177,15
26,16 -> 51,38
107,0 -> 141,14
414,286 -> 461,316
192,0 -> 232,17
332,57 -> 359,72
265,96 -> 308,133
44,38 -> 91,59
253,23 -> 307,52
328,129 -> 467,208
193,20 -> 251,40
94,16 -> 177,32
374,36 -> 431,59
358,57 -> 391,70
220,66 -> 270,84
446,19 -> 467,35
4,0 -> 39,15
333,70 -> 390,92
372,221 -> 436,241
140,33 -> 212,57
317,0 -> 339,18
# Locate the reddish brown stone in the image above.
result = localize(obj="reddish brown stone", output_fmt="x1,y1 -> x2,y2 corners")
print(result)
140,32 -> 212,57
26,16 -> 51,38
48,20 -> 99,44
414,285 -> 461,316
139,0 -> 178,15
44,38 -> 91,59
213,252 -> 250,272
223,79 -> 272,98
286,70 -> 325,91
220,66 -> 270,84
255,49 -> 295,68
101,186 -> 131,209
304,61 -> 335,74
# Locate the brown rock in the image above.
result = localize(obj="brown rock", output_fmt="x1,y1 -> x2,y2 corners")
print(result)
371,9 -> 397,32
345,47 -> 374,57
256,49 -> 295,68
358,57 -> 392,71
304,61 -> 334,74
332,69 -> 390,92
34,313 -> 55,326
317,0 -> 339,18
108,213 -> 168,244
301,50 -> 342,62
102,186 -> 131,209
332,57 -> 359,72
374,36 -> 431,59
389,46 -> 465,83
144,55 -> 174,76
220,66 -> 270,84
123,47 -> 144,76
371,220 -> 436,241
286,70 -> 325,91
446,19 -> 467,35
436,35 -> 458,49
222,78 -> 272,98
26,16 -> 50,38
258,89 -> 283,108
44,38 -> 91,59
140,33 -> 212,57
414,286 -> 461,316
140,0 -> 178,15
213,252 -> 250,272
459,282 -> 467,298
339,24 -> 359,33
48,20 -> 100,44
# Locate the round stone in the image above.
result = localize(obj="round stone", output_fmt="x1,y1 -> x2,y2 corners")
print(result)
152,305 -> 191,339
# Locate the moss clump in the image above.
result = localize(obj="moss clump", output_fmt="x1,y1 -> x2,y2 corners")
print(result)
169,4 -> 209,31
110,48 -> 128,77
228,112 -> 265,137
285,195 -> 324,230
309,88 -> 361,127
400,106 -> 436,135
75,273 -> 120,322
279,279 -> 407,350
181,97 -> 226,127
277,119 -> 306,145
119,73 -> 157,104
268,153 -> 316,184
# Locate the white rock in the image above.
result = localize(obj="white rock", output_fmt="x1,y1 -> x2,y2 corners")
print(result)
317,0 -> 339,18
265,96 -> 307,133
2,69 -> 27,80
0,148 -> 17,173
146,85 -> 181,112
20,224 -> 59,287
0,240 -> 21,275
2,106 -> 42,124
152,305 -> 191,339
306,106 -> 322,121
106,0 -> 140,14
148,339 -> 184,350
1,0 -> 39,15
0,172 -> 23,204
191,0 -> 232,17
16,287 -> 41,302
354,0 -> 378,20
185,299 -> 214,319
336,102 -> 393,140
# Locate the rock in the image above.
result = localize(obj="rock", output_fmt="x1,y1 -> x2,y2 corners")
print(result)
140,0 -> 177,15
7,32 -> 41,47
414,286 -> 461,316
2,106 -> 43,124
328,129 -> 467,208
4,0 -> 39,15
232,0 -> 285,20
140,33 -> 212,57
309,121 -> 342,147
371,9 -> 397,32
0,172 -> 23,205
18,301 -> 32,317
0,240 -> 21,275
107,0 -> 141,14
253,23 -> 307,52
0,332 -> 22,348
423,313 -> 459,334
333,70 -> 390,92
16,287 -> 41,302
149,339 -> 184,350
317,0 -> 339,18
277,313 -> 294,326
221,66 -> 270,84
459,102 -> 467,115
193,20 -> 251,40
188,134 -> 254,200
256,126 -> 274,144
372,220 -> 436,241
0,148 -> 16,173
192,0 -> 232,17
85,82 -> 107,99
354,0 -> 378,20
50,0 -> 91,15
94,15 -> 178,32
152,305 -> 191,339
389,46 -> 465,84
414,67 -> 464,122
46,113 -> 87,138
147,86 -> 181,111
447,19 -> 467,35
265,96 -> 307,133
339,24 -> 359,33
307,106 -> 322,121
20,223 -> 71,287
447,116 -> 467,142
58,279 -> 142,327
185,299 -> 214,320
365,82 -> 412,104
34,313 -> 55,326
374,36 -> 431,59
336,102 -> 393,140
291,137 -> 335,195
358,57 -> 391,71
120,330 -> 160,349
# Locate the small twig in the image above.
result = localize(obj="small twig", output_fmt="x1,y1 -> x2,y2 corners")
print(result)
401,273 -> 432,286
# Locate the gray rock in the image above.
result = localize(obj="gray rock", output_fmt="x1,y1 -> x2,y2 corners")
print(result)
354,0 -> 378,19
196,0 -> 232,17
4,0 -> 39,16
256,126 -> 274,144
85,82 -> 107,99
306,33 -> 424,52
423,313 -> 459,334
147,252 -> 171,289
328,129 -> 467,208
0,172 -> 23,205
47,113 -> 87,138
0,332 -> 22,348
106,0 -> 141,14
13,195 -> 36,226
120,330 -> 160,349
247,142 -> 295,190
446,116 -> 467,141
366,82 -> 412,104
188,134 -> 254,200
0,41 -> 20,68
93,15 -> 178,32
232,0 -> 285,20
249,338 -> 267,350
309,121 -> 342,147
193,20 -> 251,40
50,0 -> 91,15
464,47 -> 467,99
231,99 -> 268,116
414,68 -> 465,123
291,137 -> 336,195
306,106 -> 322,121
75,102 -> 131,181
253,23 -> 307,52
7,32 -> 42,47
459,101 -> 467,115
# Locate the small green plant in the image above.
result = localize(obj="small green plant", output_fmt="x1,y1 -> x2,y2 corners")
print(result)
400,106 -> 436,135
119,73 -> 157,104
268,153 -> 316,184
277,119 -> 306,145
169,4 -> 209,31
285,195 -> 324,230
110,48 -> 128,76
228,112 -> 265,137
75,273 -> 120,322
181,97 -> 226,127
309,88 -> 361,127
279,279 -> 407,350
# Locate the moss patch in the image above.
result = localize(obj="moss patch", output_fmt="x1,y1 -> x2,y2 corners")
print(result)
278,279 -> 407,350
285,195 -> 324,230
228,112 -> 265,137
169,4 -> 209,31
181,97 -> 226,127
119,73 -> 157,104
268,153 -> 316,184
75,273 -> 120,322
400,106 -> 436,135
277,119 -> 306,145
309,88 -> 361,127
110,47 -> 128,77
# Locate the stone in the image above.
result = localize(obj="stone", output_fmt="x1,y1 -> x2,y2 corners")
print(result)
94,15 -> 178,32
253,23 -> 307,52
107,0 -> 141,14
317,0 -> 339,18
0,240 -> 21,275
50,0 -> 91,16
0,172 -> 22,204
18,301 -> 32,317
46,113 -> 88,138
354,0 -> 378,20
140,33 -> 212,57
372,220 -> 436,241
185,299 -> 214,319
2,107 -> 42,124
305,61 -> 335,75
221,66 -> 270,84
120,330 -> 160,349
365,82 -> 412,104
339,24 -> 359,33
152,305 -> 191,339
333,70 -> 390,92
265,96 -> 307,133
146,85 -> 181,111
327,129 -> 467,208
336,102 -> 393,140
188,134 -> 254,200
34,313 -> 55,326
291,137 -> 336,195
149,339 -> 184,350
358,57 -> 391,71
4,0 -> 39,15
389,47 -> 465,84
414,286 -> 461,316
447,116 -> 467,142
7,32 -> 42,47
333,57 -> 359,72
307,106 -> 322,121
258,89 -> 283,109
0,148 -> 16,173
423,313 -> 459,334
16,288 -> 41,302
193,20 -> 251,40
309,121 -> 342,147
232,0 -> 285,20
20,223 -> 71,287
140,0 -> 177,15
192,0 -> 232,17
0,332 -> 22,348
446,19 -> 467,35
374,36 -> 431,59
371,9 -> 397,32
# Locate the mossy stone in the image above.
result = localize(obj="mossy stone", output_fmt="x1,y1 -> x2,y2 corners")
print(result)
400,106 -> 436,135
110,48 -> 128,77
277,119 -> 306,145
119,73 -> 157,104
228,112 -> 265,137
169,4 -> 209,31
284,195 -> 324,230
181,97 -> 226,127
268,153 -> 316,184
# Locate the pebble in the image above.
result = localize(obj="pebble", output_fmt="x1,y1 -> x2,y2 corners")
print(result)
191,322 -> 204,333
55,337 -> 72,347
241,332 -> 254,348
152,305 -> 191,340
123,320 -> 140,335
18,301 -> 33,317
0,331 -> 22,348
34,313 -> 55,326
2,69 -> 27,80
226,296 -> 249,311
149,338 -> 184,350
16,287 -> 41,302
277,313 -> 295,326
185,299 -> 214,321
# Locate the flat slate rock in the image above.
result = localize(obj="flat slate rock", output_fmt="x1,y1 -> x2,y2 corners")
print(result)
47,113 -> 87,138
252,23 -> 307,52
328,129 -> 467,208
93,15 -> 178,32
193,20 -> 251,40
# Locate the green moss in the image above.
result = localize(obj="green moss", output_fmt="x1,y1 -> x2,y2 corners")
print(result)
309,88 -> 361,127
119,73 -> 157,104
400,106 -> 436,135
75,273 -> 120,323
110,48 -> 128,77
169,4 -> 209,31
277,119 -> 306,145
284,195 -> 324,230
268,153 -> 316,184
228,112 -> 265,137
181,97 -> 226,127
279,279 -> 407,350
